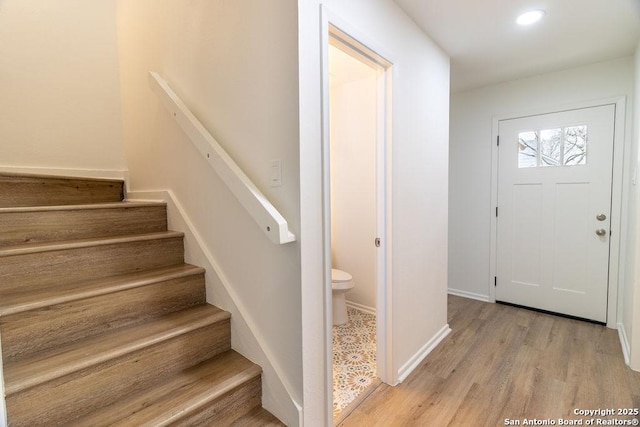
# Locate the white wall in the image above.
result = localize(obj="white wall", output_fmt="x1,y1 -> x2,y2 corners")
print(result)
0,0 -> 125,177
116,1 -> 301,425
299,1 -> 450,425
449,57 -> 635,302
330,47 -> 378,311
628,42 -> 640,370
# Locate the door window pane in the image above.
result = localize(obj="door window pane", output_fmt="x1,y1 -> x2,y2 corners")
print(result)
540,128 -> 562,167
516,125 -> 588,169
564,125 -> 587,166
518,131 -> 538,168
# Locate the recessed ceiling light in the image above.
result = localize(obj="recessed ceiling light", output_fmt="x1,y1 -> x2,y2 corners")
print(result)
516,9 -> 545,26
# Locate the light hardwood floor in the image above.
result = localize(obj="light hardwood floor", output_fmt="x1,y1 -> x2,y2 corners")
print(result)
340,295 -> 640,426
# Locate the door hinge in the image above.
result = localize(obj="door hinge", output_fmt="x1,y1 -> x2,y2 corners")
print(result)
497,135 -> 500,146
496,206 -> 498,217
375,237 -> 381,247
494,276 -> 497,287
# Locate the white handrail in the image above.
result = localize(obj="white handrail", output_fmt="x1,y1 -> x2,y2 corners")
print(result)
149,72 -> 296,244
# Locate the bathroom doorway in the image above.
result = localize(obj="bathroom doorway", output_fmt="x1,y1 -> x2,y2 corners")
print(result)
325,24 -> 393,422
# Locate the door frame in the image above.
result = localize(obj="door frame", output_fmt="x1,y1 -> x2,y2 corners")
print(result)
320,7 -> 395,391
489,96 -> 627,328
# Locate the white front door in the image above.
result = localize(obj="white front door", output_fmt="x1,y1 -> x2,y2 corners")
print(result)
496,104 -> 615,323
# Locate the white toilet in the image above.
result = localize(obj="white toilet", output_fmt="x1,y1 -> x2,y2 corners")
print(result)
332,268 -> 355,325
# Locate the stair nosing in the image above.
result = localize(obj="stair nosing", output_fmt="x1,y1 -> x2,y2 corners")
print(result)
4,305 -> 230,395
0,201 -> 166,214
0,264 -> 205,317
0,172 -> 123,184
0,231 -> 184,258
139,363 -> 262,427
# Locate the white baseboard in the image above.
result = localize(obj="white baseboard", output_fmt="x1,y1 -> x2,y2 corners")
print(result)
618,322 -> 631,366
346,300 -> 376,315
0,165 -> 128,182
397,323 -> 451,383
127,189 -> 302,426
448,288 -> 490,303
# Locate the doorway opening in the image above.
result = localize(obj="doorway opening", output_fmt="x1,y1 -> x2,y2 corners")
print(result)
325,25 -> 392,423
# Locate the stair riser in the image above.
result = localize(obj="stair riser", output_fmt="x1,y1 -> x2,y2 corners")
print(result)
174,376 -> 262,427
1,274 -> 206,361
0,237 -> 184,293
6,320 -> 231,427
0,175 -> 124,207
0,206 -> 167,246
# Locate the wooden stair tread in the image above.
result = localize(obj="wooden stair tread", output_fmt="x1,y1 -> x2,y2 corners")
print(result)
0,231 -> 183,258
230,407 -> 285,426
4,304 -> 230,395
71,351 -> 262,427
0,264 -> 205,316
0,173 -> 270,426
0,201 -> 166,214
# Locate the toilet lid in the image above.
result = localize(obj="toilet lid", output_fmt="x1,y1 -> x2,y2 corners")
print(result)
332,268 -> 352,283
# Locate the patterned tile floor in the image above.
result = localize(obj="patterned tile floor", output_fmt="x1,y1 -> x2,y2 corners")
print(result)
332,307 -> 377,418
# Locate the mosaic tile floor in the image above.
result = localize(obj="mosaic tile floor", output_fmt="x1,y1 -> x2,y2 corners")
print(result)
333,307 -> 377,418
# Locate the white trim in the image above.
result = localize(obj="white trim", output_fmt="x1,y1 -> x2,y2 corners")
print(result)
447,288 -> 491,303
127,189 -> 302,425
148,72 -> 295,245
319,14 -> 336,427
0,334 -> 6,427
618,322 -> 631,366
397,324 -> 451,383
0,165 -> 128,182
346,300 -> 376,315
490,96 -> 628,329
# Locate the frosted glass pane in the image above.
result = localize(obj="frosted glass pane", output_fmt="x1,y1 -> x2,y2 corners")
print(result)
540,128 -> 562,167
564,125 -> 587,166
518,131 -> 537,168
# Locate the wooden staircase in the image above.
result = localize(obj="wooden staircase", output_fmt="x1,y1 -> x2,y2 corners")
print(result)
0,173 -> 283,426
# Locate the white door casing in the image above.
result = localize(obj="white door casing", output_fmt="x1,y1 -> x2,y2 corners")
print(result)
496,104 -> 616,323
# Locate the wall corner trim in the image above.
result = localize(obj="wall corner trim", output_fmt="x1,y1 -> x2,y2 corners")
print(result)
447,288 -> 491,303
618,322 -> 632,367
397,324 -> 451,384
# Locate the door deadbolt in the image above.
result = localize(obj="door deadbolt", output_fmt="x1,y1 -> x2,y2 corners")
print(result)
596,214 -> 606,221
375,238 -> 381,247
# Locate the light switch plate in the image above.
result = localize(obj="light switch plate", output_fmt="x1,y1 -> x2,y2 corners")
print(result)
270,159 -> 282,187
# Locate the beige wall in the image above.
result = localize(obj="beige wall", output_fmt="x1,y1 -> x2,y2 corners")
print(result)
0,0 -> 125,176
0,2 -> 124,421
116,1 -> 301,424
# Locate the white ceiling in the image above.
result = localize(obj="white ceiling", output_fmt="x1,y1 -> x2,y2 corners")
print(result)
394,0 -> 640,93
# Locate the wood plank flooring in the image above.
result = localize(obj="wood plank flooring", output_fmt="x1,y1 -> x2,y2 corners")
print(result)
340,295 -> 640,426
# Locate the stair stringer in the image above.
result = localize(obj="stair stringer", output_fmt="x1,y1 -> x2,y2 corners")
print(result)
127,189 -> 302,427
